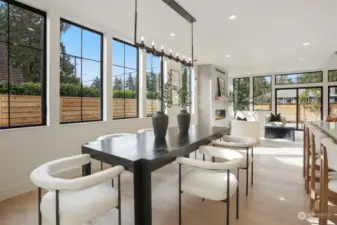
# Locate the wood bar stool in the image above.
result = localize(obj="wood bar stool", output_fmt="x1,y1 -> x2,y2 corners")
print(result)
304,125 -> 322,194
318,138 -> 337,225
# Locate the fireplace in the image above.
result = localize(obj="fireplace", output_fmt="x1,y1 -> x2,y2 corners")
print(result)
215,109 -> 226,120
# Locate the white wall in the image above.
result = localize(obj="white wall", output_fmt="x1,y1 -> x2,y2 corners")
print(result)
197,64 -> 228,127
0,0 -> 198,201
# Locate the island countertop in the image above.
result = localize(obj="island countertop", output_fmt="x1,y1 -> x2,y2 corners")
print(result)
311,121 -> 337,141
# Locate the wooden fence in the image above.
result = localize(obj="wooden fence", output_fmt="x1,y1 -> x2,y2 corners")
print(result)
0,95 -> 160,126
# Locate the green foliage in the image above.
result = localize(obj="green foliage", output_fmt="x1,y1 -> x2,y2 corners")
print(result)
0,82 -> 159,99
160,71 -> 174,112
230,78 -> 250,116
177,67 -> 191,110
253,76 -> 271,105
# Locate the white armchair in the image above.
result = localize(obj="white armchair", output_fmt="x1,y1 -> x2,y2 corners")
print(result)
30,154 -> 124,225
176,156 -> 240,225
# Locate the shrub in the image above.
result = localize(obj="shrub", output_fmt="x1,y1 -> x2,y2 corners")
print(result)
0,82 -> 159,99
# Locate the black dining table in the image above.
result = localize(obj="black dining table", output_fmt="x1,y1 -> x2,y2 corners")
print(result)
81,125 -> 229,225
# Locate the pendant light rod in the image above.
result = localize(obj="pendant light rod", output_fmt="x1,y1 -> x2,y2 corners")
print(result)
134,0 -> 138,44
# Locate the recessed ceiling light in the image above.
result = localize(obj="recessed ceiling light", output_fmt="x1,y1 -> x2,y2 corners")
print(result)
299,58 -> 304,61
229,15 -> 236,20
170,33 -> 175,37
302,42 -> 310,46
225,54 -> 230,58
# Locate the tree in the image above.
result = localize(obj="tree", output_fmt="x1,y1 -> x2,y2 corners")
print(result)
113,77 -> 123,90
125,73 -> 135,90
0,4 -> 78,84
90,77 -> 101,89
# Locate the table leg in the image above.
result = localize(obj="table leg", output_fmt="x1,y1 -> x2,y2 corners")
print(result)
134,160 -> 152,225
82,162 -> 91,176
293,129 -> 295,142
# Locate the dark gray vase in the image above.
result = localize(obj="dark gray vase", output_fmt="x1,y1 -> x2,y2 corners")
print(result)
177,110 -> 191,134
152,111 -> 169,140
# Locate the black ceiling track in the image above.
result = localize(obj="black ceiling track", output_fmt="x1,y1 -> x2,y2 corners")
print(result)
162,0 -> 196,23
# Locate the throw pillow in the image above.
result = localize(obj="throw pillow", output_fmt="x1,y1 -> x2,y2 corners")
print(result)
236,116 -> 247,121
270,113 -> 281,122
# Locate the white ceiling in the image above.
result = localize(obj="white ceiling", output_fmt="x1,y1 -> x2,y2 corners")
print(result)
44,0 -> 337,76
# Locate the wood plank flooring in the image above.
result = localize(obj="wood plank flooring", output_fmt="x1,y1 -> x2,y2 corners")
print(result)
0,143 -> 312,225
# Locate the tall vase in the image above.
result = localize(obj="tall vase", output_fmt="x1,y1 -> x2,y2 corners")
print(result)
177,109 -> 191,134
152,111 -> 169,140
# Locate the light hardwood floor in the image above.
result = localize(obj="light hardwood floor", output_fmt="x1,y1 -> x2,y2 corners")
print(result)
0,142 -> 312,225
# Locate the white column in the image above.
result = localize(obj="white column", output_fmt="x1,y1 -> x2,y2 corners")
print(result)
46,11 -> 60,126
138,50 -> 147,118
250,76 -> 253,111
104,33 -> 113,121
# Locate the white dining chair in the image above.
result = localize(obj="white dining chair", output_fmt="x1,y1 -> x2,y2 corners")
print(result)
30,154 -> 124,225
176,156 -> 242,225
205,135 -> 256,196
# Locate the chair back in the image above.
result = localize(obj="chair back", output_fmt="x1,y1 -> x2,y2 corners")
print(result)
311,129 -> 328,156
137,128 -> 153,133
30,154 -> 91,190
97,133 -> 131,141
321,138 -> 337,171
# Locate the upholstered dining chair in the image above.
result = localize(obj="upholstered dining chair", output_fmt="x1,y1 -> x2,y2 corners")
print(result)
206,135 -> 257,196
30,154 -> 125,225
97,133 -> 131,173
176,156 -> 242,225
317,138 -> 337,225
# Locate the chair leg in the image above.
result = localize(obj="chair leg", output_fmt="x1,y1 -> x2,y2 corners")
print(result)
251,147 -> 254,187
236,168 -> 239,219
179,164 -> 182,225
101,162 -> 103,171
202,155 -> 205,202
212,156 -> 215,162
38,187 -> 42,225
195,151 -> 197,159
246,147 -> 249,196
118,174 -> 121,225
55,190 -> 60,225
226,170 -> 230,225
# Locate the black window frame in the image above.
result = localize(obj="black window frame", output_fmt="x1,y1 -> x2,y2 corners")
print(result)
112,37 -> 139,120
253,75 -> 272,111
275,71 -> 323,85
145,52 -> 162,117
232,77 -> 250,111
0,0 -> 47,129
59,18 -> 103,124
328,70 -> 337,82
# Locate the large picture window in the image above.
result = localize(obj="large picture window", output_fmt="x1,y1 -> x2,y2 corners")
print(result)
233,77 -> 250,111
275,71 -> 323,85
253,76 -> 272,111
329,86 -> 337,116
146,53 -> 161,116
59,19 -> 103,123
112,39 -> 138,119
0,0 -> 46,128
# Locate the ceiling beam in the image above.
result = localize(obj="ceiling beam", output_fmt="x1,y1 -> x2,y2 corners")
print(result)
162,0 -> 196,23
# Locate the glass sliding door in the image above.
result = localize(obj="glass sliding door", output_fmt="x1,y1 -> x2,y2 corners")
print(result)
329,86 -> 337,116
276,89 -> 297,128
298,87 -> 322,129
276,87 -> 322,130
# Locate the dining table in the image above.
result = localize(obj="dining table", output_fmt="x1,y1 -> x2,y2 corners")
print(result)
81,125 -> 229,225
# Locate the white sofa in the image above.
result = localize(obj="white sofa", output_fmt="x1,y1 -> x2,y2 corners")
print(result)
231,119 -> 261,143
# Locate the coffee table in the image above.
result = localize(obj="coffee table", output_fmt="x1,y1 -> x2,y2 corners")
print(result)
264,124 -> 295,141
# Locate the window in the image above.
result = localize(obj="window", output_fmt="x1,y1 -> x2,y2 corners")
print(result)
232,77 -> 250,110
253,76 -> 271,111
112,39 -> 138,119
328,70 -> 337,82
146,53 -> 162,116
59,19 -> 103,123
329,86 -> 337,115
275,71 -> 322,85
0,0 -> 46,128
182,65 -> 192,112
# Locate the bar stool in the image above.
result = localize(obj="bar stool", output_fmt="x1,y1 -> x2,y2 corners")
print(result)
317,138 -> 337,225
205,135 -> 257,196
309,129 -> 329,211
